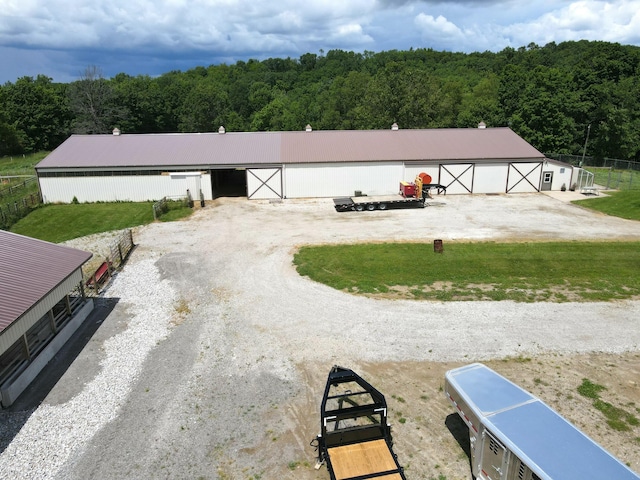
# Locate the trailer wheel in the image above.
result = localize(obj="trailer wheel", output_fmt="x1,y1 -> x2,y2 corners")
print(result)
379,203 -> 387,210
367,204 -> 375,211
355,204 -> 364,212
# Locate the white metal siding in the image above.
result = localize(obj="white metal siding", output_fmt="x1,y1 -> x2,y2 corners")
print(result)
283,162 -> 404,198
247,168 -> 283,199
40,174 -> 213,203
473,164 -> 509,193
549,164 -> 574,190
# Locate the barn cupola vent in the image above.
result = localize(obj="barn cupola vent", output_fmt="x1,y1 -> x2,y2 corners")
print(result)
112,128 -> 121,136
218,126 -> 226,134
305,124 -> 312,132
478,121 -> 487,129
391,122 -> 399,131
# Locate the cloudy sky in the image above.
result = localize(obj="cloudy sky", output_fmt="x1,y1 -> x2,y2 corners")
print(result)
1,0 -> 639,84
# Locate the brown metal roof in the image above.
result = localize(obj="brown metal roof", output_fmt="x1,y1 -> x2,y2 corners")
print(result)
36,131 -> 282,169
280,127 -> 543,163
0,231 -> 92,334
36,127 -> 543,170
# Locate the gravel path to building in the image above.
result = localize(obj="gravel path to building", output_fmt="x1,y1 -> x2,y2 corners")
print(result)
1,192 -> 640,479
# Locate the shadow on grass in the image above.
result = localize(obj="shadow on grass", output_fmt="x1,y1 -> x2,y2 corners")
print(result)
445,412 -> 474,479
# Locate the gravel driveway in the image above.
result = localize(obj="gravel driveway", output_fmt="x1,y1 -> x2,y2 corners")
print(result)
2,192 -> 640,479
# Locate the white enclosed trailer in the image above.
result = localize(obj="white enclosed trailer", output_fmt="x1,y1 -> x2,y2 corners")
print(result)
445,363 -> 640,480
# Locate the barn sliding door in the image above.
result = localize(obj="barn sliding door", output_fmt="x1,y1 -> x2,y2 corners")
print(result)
506,162 -> 542,193
247,168 -> 283,199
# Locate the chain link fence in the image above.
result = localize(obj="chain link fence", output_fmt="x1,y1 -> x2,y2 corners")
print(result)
546,154 -> 640,190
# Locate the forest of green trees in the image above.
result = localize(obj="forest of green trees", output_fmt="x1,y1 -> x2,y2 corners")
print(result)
1,40 -> 639,161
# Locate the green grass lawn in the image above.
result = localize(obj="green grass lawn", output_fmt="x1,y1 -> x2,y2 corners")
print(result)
572,190 -> 640,221
10,201 -> 192,243
293,241 -> 640,302
0,151 -> 48,175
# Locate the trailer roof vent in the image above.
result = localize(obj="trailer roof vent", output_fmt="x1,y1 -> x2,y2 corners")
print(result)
391,122 -> 399,131
305,124 -> 312,132
218,126 -> 226,134
478,121 -> 486,129
112,128 -> 121,136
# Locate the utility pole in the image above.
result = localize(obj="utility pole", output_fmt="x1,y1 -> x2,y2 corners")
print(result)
580,123 -> 591,167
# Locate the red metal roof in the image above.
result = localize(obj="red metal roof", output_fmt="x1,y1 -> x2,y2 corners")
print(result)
0,231 -> 92,334
35,127 -> 543,170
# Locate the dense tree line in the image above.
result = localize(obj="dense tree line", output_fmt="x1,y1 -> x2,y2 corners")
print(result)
1,40 -> 639,160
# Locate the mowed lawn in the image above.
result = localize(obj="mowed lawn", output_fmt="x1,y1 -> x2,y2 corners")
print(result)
10,202 -> 191,243
573,190 -> 640,221
294,241 -> 640,302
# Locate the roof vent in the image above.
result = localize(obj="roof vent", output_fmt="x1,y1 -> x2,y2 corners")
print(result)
391,122 -> 399,131
478,121 -> 486,129
112,128 -> 121,136
305,124 -> 312,132
218,126 -> 226,134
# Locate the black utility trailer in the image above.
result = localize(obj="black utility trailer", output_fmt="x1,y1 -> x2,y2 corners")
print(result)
333,183 -> 446,212
313,366 -> 406,480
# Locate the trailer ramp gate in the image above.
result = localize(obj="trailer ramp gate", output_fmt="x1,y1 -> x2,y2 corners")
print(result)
314,366 -> 406,480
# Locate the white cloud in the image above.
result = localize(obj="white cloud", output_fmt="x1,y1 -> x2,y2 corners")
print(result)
503,1 -> 640,47
1,0 -> 640,82
415,13 -> 464,39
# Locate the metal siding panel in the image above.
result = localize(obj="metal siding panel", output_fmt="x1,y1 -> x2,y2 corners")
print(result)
546,163 -> 573,191
284,163 -> 403,198
473,164 -> 508,194
41,175 -> 197,203
201,173 -> 213,200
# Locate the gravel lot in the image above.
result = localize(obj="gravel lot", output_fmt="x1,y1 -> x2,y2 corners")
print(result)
1,192 -> 640,479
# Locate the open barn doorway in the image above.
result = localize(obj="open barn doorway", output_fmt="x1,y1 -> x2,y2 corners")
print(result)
211,169 -> 247,198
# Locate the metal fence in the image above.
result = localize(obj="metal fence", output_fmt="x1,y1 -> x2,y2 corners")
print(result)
546,153 -> 640,190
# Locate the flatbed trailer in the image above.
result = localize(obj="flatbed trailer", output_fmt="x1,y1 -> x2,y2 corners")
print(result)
445,363 -> 640,480
313,366 -> 406,480
333,194 -> 425,212
333,183 -> 446,212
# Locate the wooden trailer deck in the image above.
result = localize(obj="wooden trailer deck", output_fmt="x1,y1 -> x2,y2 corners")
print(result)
315,366 -> 407,480
327,439 -> 404,479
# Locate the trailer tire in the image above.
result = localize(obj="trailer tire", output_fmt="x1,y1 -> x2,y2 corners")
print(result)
355,204 -> 364,212
379,203 -> 387,210
367,204 -> 375,211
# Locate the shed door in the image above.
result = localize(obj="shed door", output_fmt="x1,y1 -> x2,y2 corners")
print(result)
541,171 -> 553,191
481,430 -> 506,480
439,164 -> 474,194
247,168 -> 283,199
